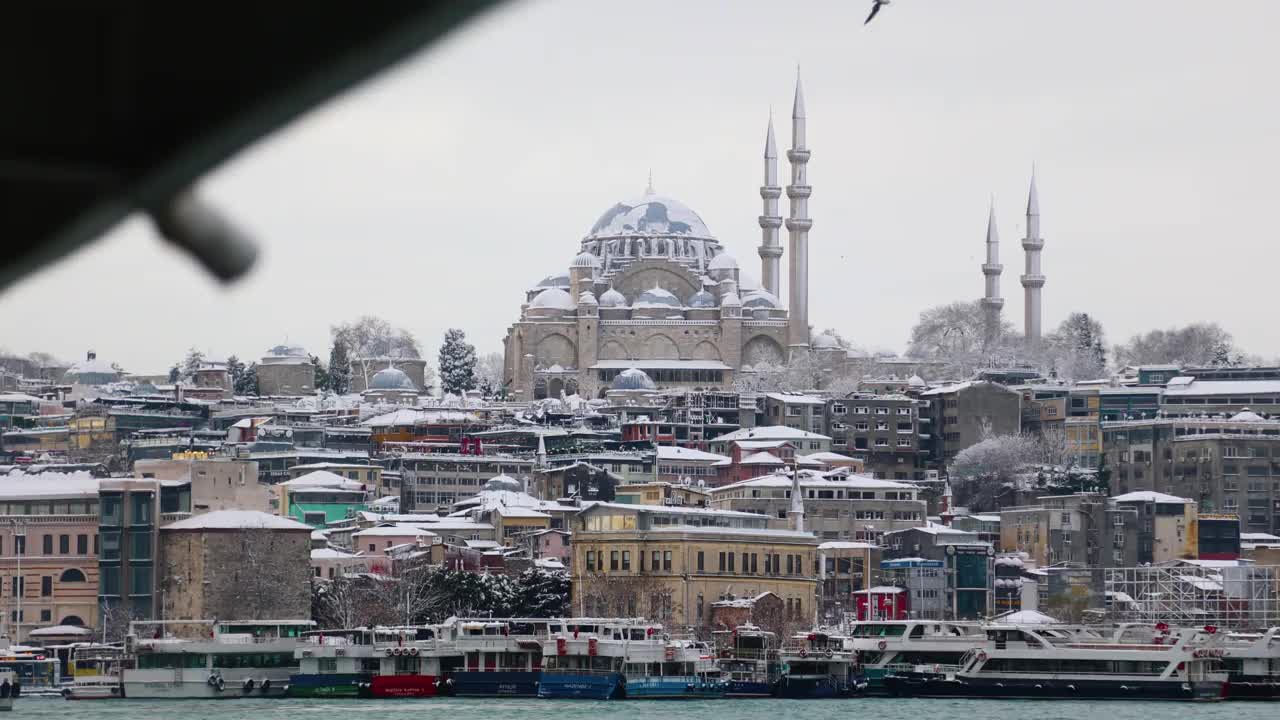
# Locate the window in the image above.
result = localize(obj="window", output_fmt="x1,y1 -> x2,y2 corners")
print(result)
896,407 -> 912,416
130,531 -> 152,561
786,555 -> 794,574
875,438 -> 889,447
652,550 -> 660,570
696,551 -> 704,572
875,421 -> 889,431
832,404 -> 847,415
621,550 -> 630,571
58,535 -> 69,554
663,550 -> 672,571
99,533 -> 119,561
855,407 -> 869,415
855,422 -> 870,432
875,407 -> 889,415
719,552 -> 726,572
40,576 -> 51,597
610,551 -> 619,571
897,439 -> 911,447
59,568 -> 86,583
40,609 -> 51,623
42,535 -> 52,555
10,577 -> 22,598
727,553 -> 735,572
130,566 -> 153,596
130,492 -> 154,525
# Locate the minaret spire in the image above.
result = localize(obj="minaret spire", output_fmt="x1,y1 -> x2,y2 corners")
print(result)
1020,166 -> 1045,344
757,114 -> 783,297
980,200 -> 1005,348
785,68 -> 812,353
645,169 -> 655,196
787,466 -> 805,533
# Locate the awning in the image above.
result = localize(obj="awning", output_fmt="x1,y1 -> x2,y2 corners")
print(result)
590,360 -> 731,370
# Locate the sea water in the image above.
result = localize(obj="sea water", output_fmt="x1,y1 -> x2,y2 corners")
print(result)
14,697 -> 1278,720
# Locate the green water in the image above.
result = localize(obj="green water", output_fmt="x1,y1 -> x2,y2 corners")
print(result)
15,697 -> 1280,720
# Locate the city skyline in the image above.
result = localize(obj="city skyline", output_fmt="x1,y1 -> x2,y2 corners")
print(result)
4,0 -> 1279,372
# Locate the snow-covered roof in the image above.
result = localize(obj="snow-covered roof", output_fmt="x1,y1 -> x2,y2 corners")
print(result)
1230,409 -> 1268,422
1162,379 -> 1280,397
351,525 -> 437,538
739,451 -> 785,465
0,393 -> 43,404
361,408 -> 479,428
529,287 -> 576,311
994,610 -> 1058,625
644,525 -> 816,539
28,625 -> 93,636
495,506 -> 551,519
1241,532 -> 1280,542
818,541 -> 877,551
280,470 -> 367,491
163,510 -> 311,531
799,451 -> 857,464
535,557 -> 566,570
655,446 -> 729,463
1111,491 -> 1192,504
585,502 -> 764,519
311,548 -> 358,559
707,252 -> 737,270
591,359 -> 731,370
714,472 -> 917,493
0,471 -> 98,500
763,393 -> 826,405
587,193 -> 713,239
711,425 -> 831,443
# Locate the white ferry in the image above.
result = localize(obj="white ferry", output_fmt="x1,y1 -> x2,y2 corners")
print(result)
122,619 -> 311,699
775,631 -> 862,698
884,623 -> 1228,701
843,619 -> 986,693
1219,626 -> 1280,699
360,625 -> 457,699
62,643 -> 124,700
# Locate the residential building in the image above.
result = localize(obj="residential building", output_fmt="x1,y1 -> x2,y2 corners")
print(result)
760,393 -> 826,434
616,389 -> 752,450
0,472 -> 100,640
1197,514 -> 1241,561
255,344 -> 314,396
654,445 -> 729,484
824,393 -> 929,481
882,525 -> 994,619
708,425 -> 831,456
1110,491 -> 1198,563
613,481 -> 710,508
570,502 -> 819,627
310,547 -> 369,580
276,471 -> 372,527
949,513 -> 1000,549
134,455 -> 271,513
1097,386 -> 1162,422
920,381 -> 1021,462
1000,493 -> 1141,569
1161,374 -> 1280,417
709,470 -> 926,542
395,454 -> 536,511
159,511 -> 312,621
97,477 -> 189,621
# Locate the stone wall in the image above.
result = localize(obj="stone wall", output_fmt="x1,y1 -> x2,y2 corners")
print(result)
160,528 -> 311,621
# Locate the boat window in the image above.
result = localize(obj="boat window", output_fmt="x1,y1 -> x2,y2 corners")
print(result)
212,652 -> 294,669
907,625 -> 924,639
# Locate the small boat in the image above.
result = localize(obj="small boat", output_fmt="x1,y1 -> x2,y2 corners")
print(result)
62,643 -> 124,700
884,623 -> 1227,701
844,619 -> 985,694
775,631 -> 862,698
0,641 -> 62,697
623,639 -> 726,699
712,625 -> 780,697
447,619 -> 550,697
1219,627 -> 1280,700
121,619 -> 311,699
361,625 -> 457,699
289,628 -> 381,698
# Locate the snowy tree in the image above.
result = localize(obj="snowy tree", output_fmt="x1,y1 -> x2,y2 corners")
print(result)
576,571 -> 678,621
234,362 -> 259,395
948,434 -> 1040,510
226,355 -> 246,388
327,341 -> 352,395
180,347 -> 205,380
906,300 -> 1019,377
475,351 -> 508,399
310,354 -> 329,392
1113,322 -> 1245,368
1034,312 -> 1108,381
167,365 -> 180,383
312,576 -> 385,630
331,316 -> 422,389
438,328 -> 478,396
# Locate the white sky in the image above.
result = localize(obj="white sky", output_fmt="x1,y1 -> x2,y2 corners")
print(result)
4,0 -> 1279,373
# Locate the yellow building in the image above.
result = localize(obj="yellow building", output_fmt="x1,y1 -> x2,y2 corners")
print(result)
571,502 -> 817,628
613,481 -> 710,508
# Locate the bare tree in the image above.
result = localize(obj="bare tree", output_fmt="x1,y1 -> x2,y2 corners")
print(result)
575,572 -> 679,621
331,316 -> 424,389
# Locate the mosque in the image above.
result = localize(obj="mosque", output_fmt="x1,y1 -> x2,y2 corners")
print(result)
503,74 -> 816,401
503,73 -> 1047,401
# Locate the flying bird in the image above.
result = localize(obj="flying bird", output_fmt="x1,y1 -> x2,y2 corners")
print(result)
864,0 -> 890,25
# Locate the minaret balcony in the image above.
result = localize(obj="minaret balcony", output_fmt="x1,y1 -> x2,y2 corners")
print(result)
980,297 -> 1005,309
757,245 -> 783,258
981,263 -> 1003,275
758,215 -> 783,229
1020,274 -> 1046,288
785,218 -> 813,232
760,185 -> 782,199
785,185 -> 812,199
1021,238 -> 1044,251
787,149 -> 811,162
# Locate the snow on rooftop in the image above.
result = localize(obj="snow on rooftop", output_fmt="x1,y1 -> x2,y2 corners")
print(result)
351,525 -> 437,538
311,548 -> 358,559
763,393 -> 826,405
739,451 -> 786,465
0,471 -> 98,500
163,510 -> 311,531
714,472 -> 916,492
644,525 -> 816,539
281,470 -> 368,490
711,425 -> 831,442
655,446 -> 729,462
800,451 -> 856,464
1111,490 -> 1192,504
1163,379 -> 1280,396
818,541 -> 877,550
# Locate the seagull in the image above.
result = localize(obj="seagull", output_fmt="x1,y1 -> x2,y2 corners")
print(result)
864,0 -> 890,25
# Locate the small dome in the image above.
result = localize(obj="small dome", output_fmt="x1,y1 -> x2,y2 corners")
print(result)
908,374 -> 926,388
611,368 -> 657,391
599,287 -> 627,307
571,252 -> 600,269
812,333 -> 841,350
707,252 -> 738,271
688,289 -> 717,308
1231,409 -> 1266,422
738,272 -> 761,292
578,290 -> 598,306
529,287 -> 576,311
742,289 -> 781,309
535,273 -> 570,289
634,285 -> 681,308
720,291 -> 742,307
267,344 -> 307,358
484,474 -> 523,492
369,366 -> 415,390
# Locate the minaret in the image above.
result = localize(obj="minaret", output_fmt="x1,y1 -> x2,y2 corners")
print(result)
787,467 -> 806,533
1020,168 -> 1045,343
980,201 -> 1004,346
785,70 -> 812,352
757,115 -> 783,297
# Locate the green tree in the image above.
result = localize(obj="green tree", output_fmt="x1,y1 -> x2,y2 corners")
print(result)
311,354 -> 329,392
438,328 -> 477,396
226,355 -> 246,389
234,362 -> 259,395
328,341 -> 352,395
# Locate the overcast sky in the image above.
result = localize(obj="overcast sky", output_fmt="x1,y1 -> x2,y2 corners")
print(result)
5,0 -> 1279,374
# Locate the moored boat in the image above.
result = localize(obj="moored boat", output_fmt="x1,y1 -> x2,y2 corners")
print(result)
884,623 -> 1227,701
61,643 -> 124,700
775,631 -> 862,698
361,625 -> 458,699
712,625 -> 779,697
447,619 -> 549,697
289,628 -> 380,698
844,619 -> 984,694
1219,627 -> 1280,700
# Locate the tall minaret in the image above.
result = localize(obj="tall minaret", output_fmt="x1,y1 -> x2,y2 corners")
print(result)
785,70 -> 812,352
787,467 -> 806,533
1020,168 -> 1045,343
757,116 -> 783,298
980,201 -> 1004,346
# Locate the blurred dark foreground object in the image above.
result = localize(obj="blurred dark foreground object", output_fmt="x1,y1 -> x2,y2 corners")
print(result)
0,0 -> 500,291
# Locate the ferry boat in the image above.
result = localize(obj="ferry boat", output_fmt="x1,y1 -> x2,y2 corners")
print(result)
360,625 -> 459,698
538,619 -> 725,700
774,631 -> 863,698
712,625 -> 780,697
844,620 -> 985,693
121,619 -> 311,699
0,641 -> 61,697
884,623 -> 1228,701
1219,627 -> 1280,699
62,643 -> 124,700
289,628 -> 381,698
447,619 -> 549,697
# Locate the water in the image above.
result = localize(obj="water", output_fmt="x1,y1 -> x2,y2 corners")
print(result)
14,697 -> 1280,720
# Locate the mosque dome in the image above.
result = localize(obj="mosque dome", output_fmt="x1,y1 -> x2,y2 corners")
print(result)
267,344 -> 307,358
571,251 -> 600,269
688,289 -> 717,309
611,368 -> 657,391
64,352 -> 120,386
742,289 -> 781,309
578,291 -> 598,306
599,287 -> 627,307
707,252 -> 738,271
633,285 -> 681,308
534,272 -> 570,289
484,474 -> 523,492
812,333 -> 841,350
369,366 -> 416,391
529,287 -> 576,311
908,374 -> 926,388
587,192 -> 712,239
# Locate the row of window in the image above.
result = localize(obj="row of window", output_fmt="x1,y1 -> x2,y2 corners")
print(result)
1,570 -> 88,598
583,548 -> 809,576
832,406 -> 913,416
0,533 -> 94,557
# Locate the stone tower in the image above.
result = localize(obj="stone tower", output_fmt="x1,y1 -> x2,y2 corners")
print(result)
785,70 -> 812,353
1021,169 -> 1045,343
980,201 -> 1004,346
758,115 -> 783,298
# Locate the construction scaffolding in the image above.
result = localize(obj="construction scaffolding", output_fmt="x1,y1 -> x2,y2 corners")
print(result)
1104,564 -> 1280,630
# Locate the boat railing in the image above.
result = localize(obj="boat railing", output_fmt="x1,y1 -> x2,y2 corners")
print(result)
459,664 -> 543,673
718,648 -> 770,660
883,662 -> 963,675
542,668 -> 620,677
